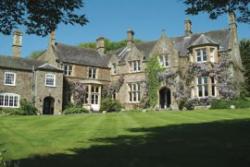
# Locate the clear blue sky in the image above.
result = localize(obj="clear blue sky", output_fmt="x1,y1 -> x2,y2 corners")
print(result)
0,0 -> 249,57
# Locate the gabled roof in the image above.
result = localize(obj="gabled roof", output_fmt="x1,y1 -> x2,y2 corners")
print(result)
0,55 -> 44,71
37,63 -> 63,72
54,43 -> 110,68
172,29 -> 230,56
188,34 -> 218,48
113,29 -> 230,59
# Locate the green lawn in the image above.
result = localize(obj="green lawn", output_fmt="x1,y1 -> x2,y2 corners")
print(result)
1,109 -> 250,167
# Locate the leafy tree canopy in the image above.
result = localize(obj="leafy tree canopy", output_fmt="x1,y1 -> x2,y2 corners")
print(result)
240,39 -> 250,96
0,0 -> 88,36
183,0 -> 250,23
79,39 -> 143,52
28,50 -> 45,59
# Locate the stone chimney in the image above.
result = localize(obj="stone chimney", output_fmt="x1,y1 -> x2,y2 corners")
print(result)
12,30 -> 23,58
127,29 -> 134,47
49,30 -> 56,47
96,37 -> 105,55
228,11 -> 238,44
185,19 -> 192,36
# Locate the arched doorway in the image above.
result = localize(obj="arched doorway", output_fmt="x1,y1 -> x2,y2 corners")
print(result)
43,96 -> 55,115
159,87 -> 171,109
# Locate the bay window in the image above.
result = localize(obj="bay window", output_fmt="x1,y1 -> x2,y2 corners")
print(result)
0,93 -> 20,108
196,48 -> 207,63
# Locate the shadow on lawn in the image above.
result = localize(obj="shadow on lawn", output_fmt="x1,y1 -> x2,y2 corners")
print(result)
9,118 -> 250,167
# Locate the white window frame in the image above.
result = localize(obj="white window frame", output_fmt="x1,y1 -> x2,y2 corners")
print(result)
45,73 -> 56,87
4,72 -> 16,86
197,76 -> 209,98
0,93 -> 20,108
129,60 -> 141,72
91,86 -> 99,105
128,83 -> 141,103
196,48 -> 207,63
88,67 -> 97,79
61,64 -> 73,76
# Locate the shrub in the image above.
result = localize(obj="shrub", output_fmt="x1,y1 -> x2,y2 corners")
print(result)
63,105 -> 89,115
100,98 -> 122,112
19,99 -> 37,115
210,98 -> 250,109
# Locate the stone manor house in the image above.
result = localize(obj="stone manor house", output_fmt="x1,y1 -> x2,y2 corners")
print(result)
0,12 -> 244,114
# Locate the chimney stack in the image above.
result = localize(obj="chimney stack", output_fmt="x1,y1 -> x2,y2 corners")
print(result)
228,11 -> 238,43
184,19 -> 192,36
127,29 -> 134,47
96,37 -> 105,55
12,30 -> 23,58
49,30 -> 56,47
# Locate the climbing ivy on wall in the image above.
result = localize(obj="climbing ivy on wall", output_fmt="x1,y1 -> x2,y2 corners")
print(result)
145,56 -> 164,107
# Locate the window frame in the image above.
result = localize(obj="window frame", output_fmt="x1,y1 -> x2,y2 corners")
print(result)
91,86 -> 99,105
195,48 -> 207,63
61,64 -> 73,76
197,76 -> 209,98
88,67 -> 97,79
0,93 -> 20,108
45,73 -> 56,87
129,60 -> 141,73
128,83 -> 141,103
4,72 -> 16,86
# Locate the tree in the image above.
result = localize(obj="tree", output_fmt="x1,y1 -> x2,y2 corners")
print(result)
0,0 -> 88,36
29,50 -> 45,59
240,39 -> 250,96
183,0 -> 250,23
79,39 -> 143,52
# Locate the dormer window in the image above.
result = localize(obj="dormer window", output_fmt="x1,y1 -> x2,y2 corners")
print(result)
129,60 -> 141,72
88,67 -> 97,79
159,54 -> 169,67
196,48 -> 207,63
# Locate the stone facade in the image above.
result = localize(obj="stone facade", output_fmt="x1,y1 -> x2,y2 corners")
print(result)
0,12 -> 244,113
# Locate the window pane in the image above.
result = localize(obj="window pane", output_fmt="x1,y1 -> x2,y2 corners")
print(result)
212,85 -> 215,96
9,96 -> 14,106
203,77 -> 208,84
198,77 -> 202,84
204,85 -> 209,96
0,95 -> 3,106
4,95 -> 9,106
211,77 -> 215,84
14,96 -> 18,106
203,49 -> 207,61
198,86 -> 203,97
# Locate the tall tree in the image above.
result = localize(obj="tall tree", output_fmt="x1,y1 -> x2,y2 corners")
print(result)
79,39 -> 143,52
0,0 -> 88,36
240,39 -> 250,96
183,0 -> 250,23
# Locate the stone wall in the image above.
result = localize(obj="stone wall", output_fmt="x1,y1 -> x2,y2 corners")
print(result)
34,70 -> 63,115
0,68 -> 33,102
